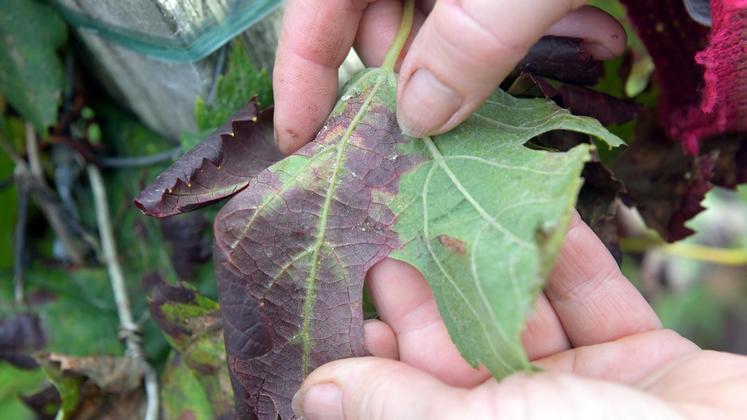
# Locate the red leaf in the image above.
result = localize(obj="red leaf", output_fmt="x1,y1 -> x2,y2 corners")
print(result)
213,78 -> 412,419
621,0 -> 747,152
510,73 -> 641,125
135,99 -> 282,217
516,36 -> 604,85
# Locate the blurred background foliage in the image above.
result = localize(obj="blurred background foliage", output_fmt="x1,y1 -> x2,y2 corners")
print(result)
1,0 -> 745,418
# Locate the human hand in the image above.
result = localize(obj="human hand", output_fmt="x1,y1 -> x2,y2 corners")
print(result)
273,0 -> 627,154
291,214 -> 747,419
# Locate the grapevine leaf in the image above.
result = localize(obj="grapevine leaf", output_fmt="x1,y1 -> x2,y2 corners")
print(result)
214,69 -> 407,419
577,162 -> 624,264
612,114 -> 747,242
147,275 -> 227,375
194,41 -> 273,131
390,89 -> 623,378
183,40 -> 273,151
161,353 -> 219,420
509,73 -> 641,126
135,100 -> 282,217
0,0 -> 67,133
516,36 -> 603,86
213,67 -> 622,419
159,213 -> 212,280
20,385 -> 61,419
146,274 -> 233,418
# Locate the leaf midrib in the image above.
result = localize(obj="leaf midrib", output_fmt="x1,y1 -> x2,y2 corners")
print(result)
420,161 -> 515,371
423,138 -> 530,248
300,71 -> 388,375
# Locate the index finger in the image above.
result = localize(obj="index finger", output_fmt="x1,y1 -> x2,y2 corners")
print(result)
273,0 -> 373,154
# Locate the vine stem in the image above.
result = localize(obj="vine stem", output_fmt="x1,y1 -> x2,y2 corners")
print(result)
381,0 -> 415,72
620,237 -> 747,266
87,165 -> 159,420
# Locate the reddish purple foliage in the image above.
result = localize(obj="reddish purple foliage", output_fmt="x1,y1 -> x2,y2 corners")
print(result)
510,73 -> 641,125
135,100 -> 282,217
213,86 -> 414,419
622,0 -> 747,152
0,314 -> 46,369
516,36 -> 604,85
159,213 -> 211,280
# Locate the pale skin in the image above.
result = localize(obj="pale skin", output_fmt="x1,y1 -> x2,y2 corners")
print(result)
274,1 -> 747,419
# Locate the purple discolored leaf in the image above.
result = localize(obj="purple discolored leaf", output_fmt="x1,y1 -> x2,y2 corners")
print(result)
21,385 -> 61,420
577,162 -> 625,264
159,212 -> 212,280
214,70 -> 413,419
0,313 -> 46,368
610,114 -> 747,242
135,99 -> 283,217
509,73 -> 642,126
145,273 -> 234,418
516,36 -> 604,86
146,273 -> 222,356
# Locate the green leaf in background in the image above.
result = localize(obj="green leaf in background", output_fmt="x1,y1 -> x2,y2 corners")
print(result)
148,276 -> 233,418
0,364 -> 46,420
182,40 -> 273,151
0,113 -> 20,271
160,353 -> 214,420
655,283 -> 726,349
0,0 -> 67,134
20,268 -> 122,357
391,89 -> 623,377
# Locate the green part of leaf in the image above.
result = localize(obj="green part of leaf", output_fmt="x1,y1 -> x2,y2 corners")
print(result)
390,89 -> 623,378
183,40 -> 273,150
160,295 -> 219,325
22,268 -> 123,357
39,365 -> 82,419
161,353 -> 215,420
148,277 -> 233,416
0,0 -> 67,133
0,364 -> 46,420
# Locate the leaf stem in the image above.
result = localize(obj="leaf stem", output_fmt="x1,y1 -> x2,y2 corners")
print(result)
381,0 -> 415,72
87,165 -> 159,420
620,237 -> 747,266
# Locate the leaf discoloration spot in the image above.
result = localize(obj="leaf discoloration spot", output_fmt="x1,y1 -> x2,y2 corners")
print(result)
438,235 -> 467,255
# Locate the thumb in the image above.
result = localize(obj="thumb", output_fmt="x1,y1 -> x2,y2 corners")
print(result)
293,357 -> 684,420
292,357 -> 469,420
396,0 -> 586,137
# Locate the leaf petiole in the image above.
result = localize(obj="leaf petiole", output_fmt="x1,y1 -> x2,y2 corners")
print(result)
381,0 -> 415,72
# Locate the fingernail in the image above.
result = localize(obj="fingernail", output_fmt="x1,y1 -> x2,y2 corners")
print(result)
398,68 -> 462,138
583,42 -> 615,60
292,383 -> 343,420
